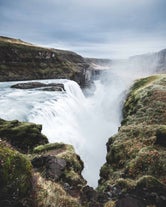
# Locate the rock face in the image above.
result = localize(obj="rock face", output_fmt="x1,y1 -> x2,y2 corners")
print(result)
0,36 -> 91,87
99,75 -> 166,207
32,155 -> 67,181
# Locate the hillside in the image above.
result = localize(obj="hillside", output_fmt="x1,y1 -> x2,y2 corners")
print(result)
0,36 -> 90,86
129,49 -> 166,73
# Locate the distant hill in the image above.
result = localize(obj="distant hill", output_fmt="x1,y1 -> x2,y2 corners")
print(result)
0,36 -> 90,86
129,48 -> 166,73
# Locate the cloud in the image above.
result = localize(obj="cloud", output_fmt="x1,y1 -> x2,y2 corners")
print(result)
0,0 -> 165,58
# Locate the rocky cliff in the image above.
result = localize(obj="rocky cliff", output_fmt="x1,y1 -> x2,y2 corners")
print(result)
0,36 -> 91,86
99,75 -> 166,207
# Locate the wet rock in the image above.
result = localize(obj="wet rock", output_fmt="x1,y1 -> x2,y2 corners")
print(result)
11,82 -> 65,91
11,82 -> 46,89
31,155 -> 66,181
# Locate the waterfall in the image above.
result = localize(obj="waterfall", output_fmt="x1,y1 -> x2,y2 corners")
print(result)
27,80 -> 121,187
0,61 -> 160,188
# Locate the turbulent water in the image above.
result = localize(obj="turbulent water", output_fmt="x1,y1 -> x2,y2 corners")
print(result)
0,62 -> 158,187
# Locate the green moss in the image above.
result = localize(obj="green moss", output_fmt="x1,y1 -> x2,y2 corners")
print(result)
0,118 -> 48,153
106,143 -> 127,167
99,75 -> 166,196
0,141 -> 33,206
136,175 -> 164,189
62,169 -> 85,186
100,164 -> 114,180
115,178 -> 136,191
126,147 -> 166,179
57,145 -> 84,173
123,76 -> 158,119
130,76 -> 158,92
123,75 -> 166,125
33,142 -> 65,153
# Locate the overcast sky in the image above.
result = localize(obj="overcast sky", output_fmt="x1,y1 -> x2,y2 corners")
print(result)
0,0 -> 166,58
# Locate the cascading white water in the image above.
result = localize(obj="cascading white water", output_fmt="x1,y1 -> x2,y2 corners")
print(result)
0,61 -> 158,188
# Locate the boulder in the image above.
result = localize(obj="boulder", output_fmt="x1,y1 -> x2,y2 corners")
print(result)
32,155 -> 66,181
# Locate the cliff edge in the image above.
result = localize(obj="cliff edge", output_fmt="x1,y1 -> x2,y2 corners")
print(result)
0,36 -> 90,86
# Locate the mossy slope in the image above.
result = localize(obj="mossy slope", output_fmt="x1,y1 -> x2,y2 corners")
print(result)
99,75 -> 166,206
0,141 -> 33,207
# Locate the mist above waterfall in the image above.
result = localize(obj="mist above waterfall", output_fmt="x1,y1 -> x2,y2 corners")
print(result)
0,55 -> 163,188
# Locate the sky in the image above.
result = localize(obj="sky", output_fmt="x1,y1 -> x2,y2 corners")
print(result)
0,0 -> 166,59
